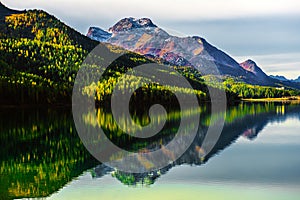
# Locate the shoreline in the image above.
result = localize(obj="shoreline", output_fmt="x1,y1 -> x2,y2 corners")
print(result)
242,96 -> 300,103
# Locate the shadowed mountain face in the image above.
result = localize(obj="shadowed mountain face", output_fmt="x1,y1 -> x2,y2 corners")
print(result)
239,59 -> 273,85
87,27 -> 112,42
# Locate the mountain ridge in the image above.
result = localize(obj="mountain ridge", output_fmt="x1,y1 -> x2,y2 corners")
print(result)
89,18 -> 247,76
87,17 -> 299,89
239,59 -> 272,84
271,75 -> 300,83
108,17 -> 157,33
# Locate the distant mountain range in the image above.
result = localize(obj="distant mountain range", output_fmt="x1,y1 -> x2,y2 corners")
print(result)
270,75 -> 300,83
87,17 -> 300,89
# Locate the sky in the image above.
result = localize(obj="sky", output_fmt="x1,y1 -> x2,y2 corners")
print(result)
2,0 -> 300,79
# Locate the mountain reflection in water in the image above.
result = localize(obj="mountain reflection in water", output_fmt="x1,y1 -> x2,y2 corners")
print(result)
0,102 -> 300,199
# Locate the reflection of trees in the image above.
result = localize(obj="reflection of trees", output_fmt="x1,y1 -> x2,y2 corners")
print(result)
0,108 -> 99,199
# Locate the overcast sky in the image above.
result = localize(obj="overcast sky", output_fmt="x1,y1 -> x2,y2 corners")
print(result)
2,0 -> 300,79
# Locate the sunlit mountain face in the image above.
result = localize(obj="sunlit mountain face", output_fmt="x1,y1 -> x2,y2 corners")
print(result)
87,17 -> 300,89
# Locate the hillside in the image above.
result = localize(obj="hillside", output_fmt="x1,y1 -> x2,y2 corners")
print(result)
0,3 -> 217,105
0,3 -> 101,104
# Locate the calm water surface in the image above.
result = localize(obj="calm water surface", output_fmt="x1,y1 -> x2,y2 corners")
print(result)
1,102 -> 300,199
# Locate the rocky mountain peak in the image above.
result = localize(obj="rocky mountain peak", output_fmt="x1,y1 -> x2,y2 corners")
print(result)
240,59 -> 258,73
87,27 -> 112,42
108,17 -> 157,33
86,18 -> 279,85
239,59 -> 271,84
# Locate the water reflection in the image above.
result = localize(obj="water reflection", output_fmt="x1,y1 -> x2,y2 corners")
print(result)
0,107 -> 99,199
1,102 -> 300,198
91,102 -> 300,186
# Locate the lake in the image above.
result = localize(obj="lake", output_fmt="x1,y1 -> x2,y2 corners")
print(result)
1,102 -> 300,199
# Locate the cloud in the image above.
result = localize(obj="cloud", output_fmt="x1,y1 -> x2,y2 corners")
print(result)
3,0 -> 300,20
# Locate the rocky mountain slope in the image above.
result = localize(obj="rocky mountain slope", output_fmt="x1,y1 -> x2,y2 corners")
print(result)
88,18 -> 247,76
87,27 -> 112,42
239,59 -> 274,85
87,17 -> 299,89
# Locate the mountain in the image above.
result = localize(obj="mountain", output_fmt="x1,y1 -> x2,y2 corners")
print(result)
88,18 -> 246,75
239,59 -> 273,85
240,59 -> 267,78
270,75 -> 300,83
87,17 -> 278,85
270,75 -> 289,82
108,17 -> 157,32
87,18 -> 300,90
293,76 -> 300,83
87,27 -> 112,42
